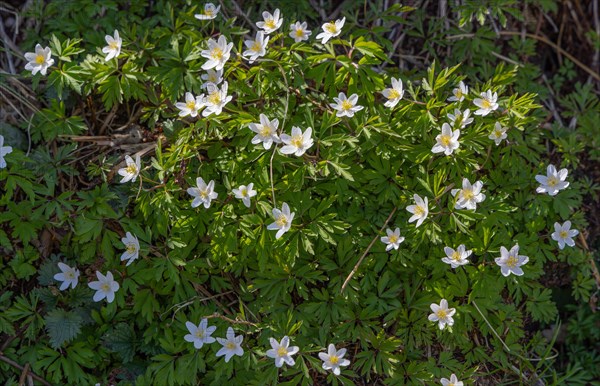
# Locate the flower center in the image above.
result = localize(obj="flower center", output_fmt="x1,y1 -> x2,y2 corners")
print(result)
226,341 -> 236,350
290,134 -> 303,148
436,309 -> 447,319
481,99 -> 491,109
200,189 -> 209,199
388,89 -> 400,99
260,125 -> 272,137
208,74 -> 217,83
109,41 -> 119,50
325,22 -> 337,34
414,206 -> 425,216
204,9 -> 214,16
277,347 -> 288,357
240,188 -> 248,197
506,255 -> 518,268
208,91 -> 221,105
126,164 -> 138,175
66,271 -> 74,279
559,230 -> 568,239
186,100 -> 196,110
330,355 -> 339,365
101,283 -> 111,292
455,90 -> 463,99
462,189 -> 474,200
251,41 -> 262,52
295,29 -> 304,37
494,130 -> 503,138
388,235 -> 398,244
440,135 -> 451,146
341,100 -> 353,111
35,55 -> 46,65
547,177 -> 558,187
265,19 -> 276,30
126,243 -> 137,254
452,251 -> 461,261
195,329 -> 204,339
211,47 -> 223,60
276,214 -> 288,227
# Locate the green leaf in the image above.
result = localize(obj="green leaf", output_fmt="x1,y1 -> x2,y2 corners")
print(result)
45,309 -> 83,348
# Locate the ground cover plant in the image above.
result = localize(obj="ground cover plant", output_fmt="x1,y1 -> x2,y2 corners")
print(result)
0,0 -> 599,385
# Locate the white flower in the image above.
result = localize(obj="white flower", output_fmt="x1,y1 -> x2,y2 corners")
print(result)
381,78 -> 404,109
316,17 -> 345,44
495,245 -> 529,277
243,31 -> 269,63
187,177 -> 218,209
232,183 -> 257,208
535,164 -> 569,196
267,202 -> 294,239
432,123 -> 460,156
380,227 -> 405,251
441,374 -> 464,386
117,154 -> 141,183
102,30 -> 122,61
216,327 -> 244,362
257,9 -> 283,34
551,221 -> 579,250
448,81 -> 468,102
195,3 -> 220,20
202,82 -> 232,117
24,44 -> 54,76
289,21 -> 311,43
88,271 -> 120,303
175,92 -> 204,117
0,135 -> 13,169
120,232 -> 140,266
473,90 -> 499,116
441,245 -> 472,268
53,262 -> 80,290
489,122 -> 508,145
451,178 -> 485,210
280,126 -> 314,156
428,299 -> 456,330
318,344 -> 350,376
406,194 -> 429,228
248,114 -> 281,150
201,69 -> 223,89
184,319 -> 216,349
266,336 -> 299,368
330,92 -> 364,118
447,108 -> 473,129
201,35 -> 233,71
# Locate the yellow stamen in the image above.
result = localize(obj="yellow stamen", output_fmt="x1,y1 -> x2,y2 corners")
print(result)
440,135 -> 451,146
276,214 -> 288,227
414,206 -> 425,216
330,355 -> 339,364
126,243 -> 137,254
547,177 -> 558,187
109,41 -> 119,50
277,347 -> 288,356
295,29 -> 304,37
559,230 -> 568,239
341,100 -> 353,111
452,252 -> 461,261
208,91 -> 221,105
126,164 -> 138,175
195,330 -> 204,338
388,89 -> 400,99
264,19 -> 276,30
186,100 -> 196,110
480,99 -> 491,109
35,55 -> 46,65
226,342 -> 236,349
436,309 -> 447,319
325,22 -> 337,33
290,135 -> 303,148
211,47 -> 223,60
388,235 -> 398,244
260,125 -> 272,137
101,283 -> 110,292
251,41 -> 262,52
462,189 -> 474,200
506,255 -> 518,268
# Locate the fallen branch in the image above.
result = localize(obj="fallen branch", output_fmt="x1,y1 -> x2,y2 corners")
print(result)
341,206 -> 397,293
0,354 -> 51,386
